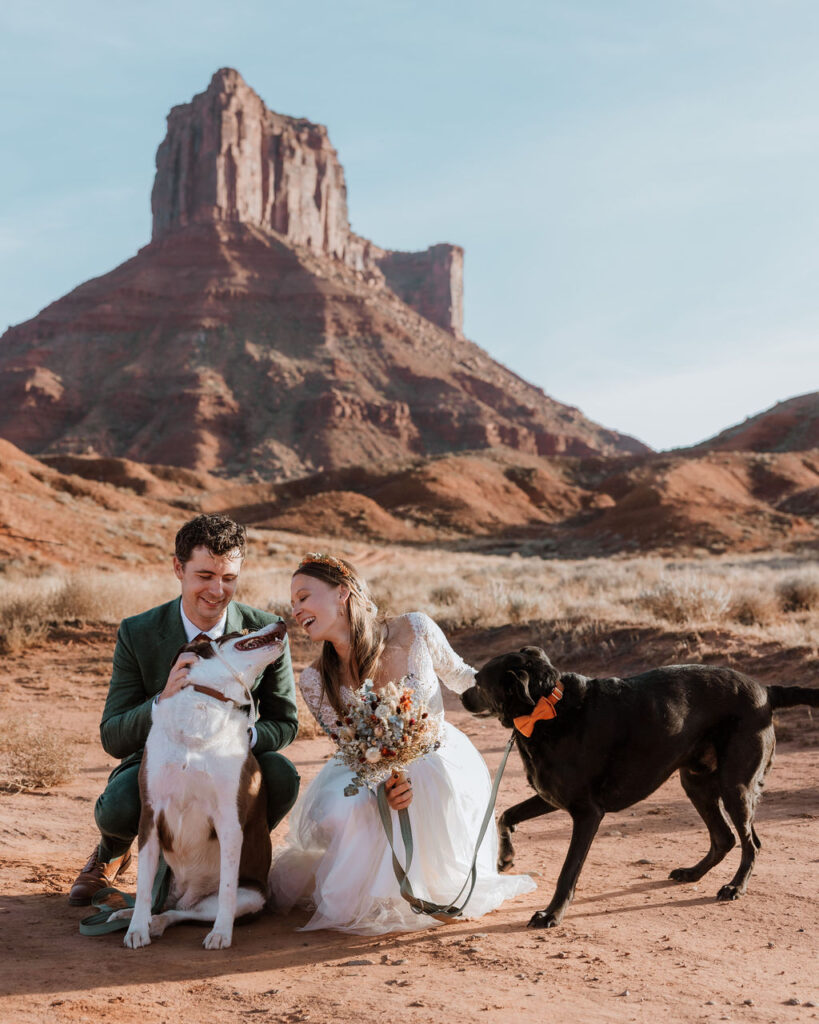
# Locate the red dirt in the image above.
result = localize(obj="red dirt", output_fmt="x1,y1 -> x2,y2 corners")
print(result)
1,625 -> 816,1024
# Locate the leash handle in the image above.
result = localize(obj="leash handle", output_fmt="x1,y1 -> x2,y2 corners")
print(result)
376,733 -> 516,921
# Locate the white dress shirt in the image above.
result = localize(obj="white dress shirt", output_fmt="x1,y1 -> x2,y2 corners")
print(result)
179,604 -> 228,642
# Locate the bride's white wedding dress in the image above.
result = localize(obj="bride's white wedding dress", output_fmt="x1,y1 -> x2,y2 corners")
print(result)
269,612 -> 536,934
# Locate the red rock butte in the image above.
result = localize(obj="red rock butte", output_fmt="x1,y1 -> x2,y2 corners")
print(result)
152,68 -> 464,337
0,68 -> 649,480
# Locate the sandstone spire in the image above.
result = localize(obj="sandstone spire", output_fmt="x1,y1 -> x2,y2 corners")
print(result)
152,69 -> 352,262
151,68 -> 464,334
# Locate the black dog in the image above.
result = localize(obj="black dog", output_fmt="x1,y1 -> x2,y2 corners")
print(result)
461,648 -> 819,928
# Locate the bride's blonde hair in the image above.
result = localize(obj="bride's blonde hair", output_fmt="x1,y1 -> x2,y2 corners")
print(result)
293,554 -> 385,717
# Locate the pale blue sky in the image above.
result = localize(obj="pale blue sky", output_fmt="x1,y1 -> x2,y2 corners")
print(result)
2,1 -> 817,450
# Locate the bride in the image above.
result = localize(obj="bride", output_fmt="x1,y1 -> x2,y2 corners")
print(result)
268,552 -> 535,934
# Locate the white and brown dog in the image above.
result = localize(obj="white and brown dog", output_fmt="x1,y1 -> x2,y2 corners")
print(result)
113,620 -> 287,950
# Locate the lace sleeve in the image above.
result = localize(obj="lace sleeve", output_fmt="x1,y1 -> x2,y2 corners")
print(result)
411,612 -> 476,695
298,666 -> 337,734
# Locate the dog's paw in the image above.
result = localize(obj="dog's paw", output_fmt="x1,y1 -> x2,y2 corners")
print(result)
149,913 -> 171,938
106,908 -> 134,922
716,884 -> 743,902
527,909 -> 561,929
203,928 -> 233,950
669,867 -> 701,883
497,853 -> 515,873
123,925 -> 151,949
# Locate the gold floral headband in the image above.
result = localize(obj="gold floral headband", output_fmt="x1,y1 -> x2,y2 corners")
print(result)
297,552 -> 354,581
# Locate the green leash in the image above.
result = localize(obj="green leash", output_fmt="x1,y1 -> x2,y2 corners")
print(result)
79,855 -> 170,936
375,733 -> 516,922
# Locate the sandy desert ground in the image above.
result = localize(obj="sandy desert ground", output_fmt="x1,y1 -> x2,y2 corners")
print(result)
0,622 -> 817,1024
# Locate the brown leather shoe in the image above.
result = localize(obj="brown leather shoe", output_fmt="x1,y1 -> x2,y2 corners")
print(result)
68,847 -> 132,906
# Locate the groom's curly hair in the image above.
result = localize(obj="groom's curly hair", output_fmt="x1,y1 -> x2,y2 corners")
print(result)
175,514 -> 247,564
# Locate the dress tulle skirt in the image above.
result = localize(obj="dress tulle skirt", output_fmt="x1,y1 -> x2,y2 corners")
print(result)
269,722 -> 537,934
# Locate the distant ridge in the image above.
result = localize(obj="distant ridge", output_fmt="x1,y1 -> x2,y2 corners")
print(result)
691,392 -> 819,453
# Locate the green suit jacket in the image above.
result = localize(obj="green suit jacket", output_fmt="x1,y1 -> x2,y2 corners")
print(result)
99,597 -> 298,774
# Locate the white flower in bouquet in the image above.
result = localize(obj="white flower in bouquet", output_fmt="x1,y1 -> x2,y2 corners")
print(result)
322,676 -> 441,796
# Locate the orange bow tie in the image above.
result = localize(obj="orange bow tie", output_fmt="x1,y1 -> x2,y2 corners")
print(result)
513,688 -> 563,737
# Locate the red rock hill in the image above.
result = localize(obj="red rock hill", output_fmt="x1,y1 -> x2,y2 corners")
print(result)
0,69 -> 647,480
692,392 -> 819,453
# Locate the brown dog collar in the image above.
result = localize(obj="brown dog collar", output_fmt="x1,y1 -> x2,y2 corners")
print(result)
190,684 -> 251,712
513,687 -> 563,737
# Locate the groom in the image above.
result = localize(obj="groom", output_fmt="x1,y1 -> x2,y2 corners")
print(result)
68,513 -> 300,905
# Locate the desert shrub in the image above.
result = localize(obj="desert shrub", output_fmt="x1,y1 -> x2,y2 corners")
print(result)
0,617 -> 50,654
0,572 -> 176,651
435,580 -> 550,631
729,589 -> 780,627
505,590 -> 545,624
777,576 -> 819,614
0,720 -> 79,792
49,574 -> 123,621
635,575 -> 732,625
0,585 -> 54,654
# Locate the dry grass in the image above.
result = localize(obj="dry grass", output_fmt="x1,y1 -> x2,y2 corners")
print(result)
235,565 -> 295,621
344,548 -> 819,649
728,588 -> 782,627
777,576 -> 819,613
0,543 -> 816,750
2,545 -> 817,668
636,575 -> 732,624
0,719 -> 80,793
0,571 -> 176,653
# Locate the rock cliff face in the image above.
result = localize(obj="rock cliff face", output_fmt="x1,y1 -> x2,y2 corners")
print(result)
151,68 -> 463,335
0,70 -> 650,480
376,244 -> 464,336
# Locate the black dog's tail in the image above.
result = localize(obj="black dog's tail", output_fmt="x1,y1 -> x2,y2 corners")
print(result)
767,685 -> 819,710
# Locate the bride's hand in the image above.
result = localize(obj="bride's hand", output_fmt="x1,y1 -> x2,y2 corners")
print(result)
384,771 -> 413,810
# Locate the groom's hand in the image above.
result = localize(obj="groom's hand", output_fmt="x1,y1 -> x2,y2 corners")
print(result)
385,771 -> 413,810
158,653 -> 197,702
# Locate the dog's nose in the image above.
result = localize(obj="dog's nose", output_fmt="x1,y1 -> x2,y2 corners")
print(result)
460,686 -> 485,714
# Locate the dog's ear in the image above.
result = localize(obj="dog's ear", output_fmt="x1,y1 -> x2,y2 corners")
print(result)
216,631 -> 245,645
506,669 -> 535,709
170,638 -> 212,669
519,646 -> 553,667
519,646 -> 560,694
